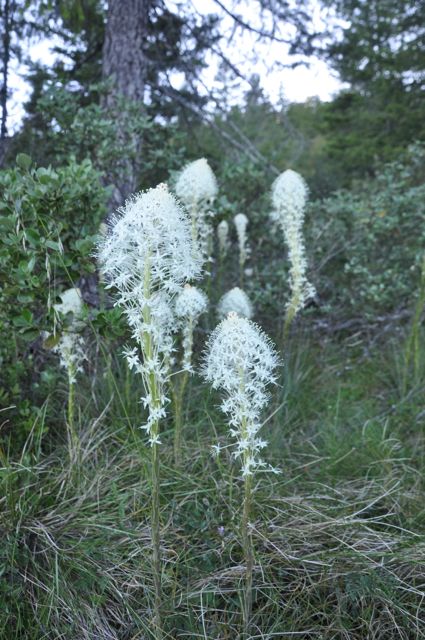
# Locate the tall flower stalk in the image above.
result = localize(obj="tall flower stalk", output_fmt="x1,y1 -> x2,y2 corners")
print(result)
53,287 -> 85,463
172,284 -> 208,466
271,170 -> 315,342
97,184 -> 201,638
234,213 -> 250,287
175,158 -> 218,269
202,313 -> 279,634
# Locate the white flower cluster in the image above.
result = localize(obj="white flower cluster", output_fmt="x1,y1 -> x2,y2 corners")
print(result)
272,170 -> 315,315
53,288 -> 86,384
175,158 -> 218,265
218,287 -> 253,320
234,213 -> 250,272
97,184 -> 202,443
202,313 -> 280,476
217,220 -> 230,258
175,284 -> 208,371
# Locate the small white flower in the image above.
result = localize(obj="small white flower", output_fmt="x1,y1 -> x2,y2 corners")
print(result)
218,287 -> 253,320
211,443 -> 221,457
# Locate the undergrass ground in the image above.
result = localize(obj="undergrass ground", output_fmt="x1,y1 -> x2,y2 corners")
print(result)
1,325 -> 425,639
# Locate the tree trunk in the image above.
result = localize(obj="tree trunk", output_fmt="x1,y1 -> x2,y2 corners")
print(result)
0,0 -> 11,167
101,0 -> 150,209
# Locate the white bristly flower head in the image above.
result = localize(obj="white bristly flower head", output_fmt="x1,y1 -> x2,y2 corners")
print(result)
217,220 -> 230,257
97,184 -> 202,440
202,313 -> 280,476
175,284 -> 208,371
175,158 -> 218,208
271,170 -> 315,317
272,169 -> 308,230
175,159 -> 218,267
175,284 -> 208,322
98,184 -> 202,298
218,287 -> 253,320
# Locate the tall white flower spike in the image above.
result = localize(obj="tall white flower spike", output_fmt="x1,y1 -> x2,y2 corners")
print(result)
234,213 -> 250,285
175,284 -> 208,371
203,313 -> 280,477
175,158 -> 218,266
217,220 -> 230,258
53,287 -> 85,383
97,183 -> 202,441
272,170 -> 315,334
218,287 -> 253,320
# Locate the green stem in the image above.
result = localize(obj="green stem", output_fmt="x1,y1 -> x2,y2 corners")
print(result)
174,370 -> 189,467
238,369 -> 254,636
142,253 -> 163,639
281,306 -> 295,347
67,370 -> 78,465
241,470 -> 253,636
151,426 -> 162,639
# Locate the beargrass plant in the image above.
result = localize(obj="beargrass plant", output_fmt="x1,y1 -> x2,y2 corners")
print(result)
97,184 -> 202,639
53,287 -> 86,463
202,312 -> 280,635
175,158 -> 218,269
271,170 -> 315,343
172,284 -> 208,466
217,219 -> 230,259
234,213 -> 250,287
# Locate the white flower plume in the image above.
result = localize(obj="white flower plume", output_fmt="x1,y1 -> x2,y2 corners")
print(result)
175,158 -> 218,207
53,288 -> 85,384
271,170 -> 315,317
234,213 -> 250,280
218,287 -> 253,320
175,158 -> 218,267
97,183 -> 202,440
175,284 -> 208,371
202,313 -> 280,476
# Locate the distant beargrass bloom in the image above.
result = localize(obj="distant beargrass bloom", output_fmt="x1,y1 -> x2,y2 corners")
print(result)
172,284 -> 208,465
97,184 -> 202,639
218,287 -> 253,320
217,220 -> 230,258
202,313 -> 280,633
53,287 -> 85,461
175,158 -> 218,268
272,169 -> 315,341
234,213 -> 250,287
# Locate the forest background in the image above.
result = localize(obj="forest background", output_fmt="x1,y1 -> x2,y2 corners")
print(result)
1,1 -> 425,638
